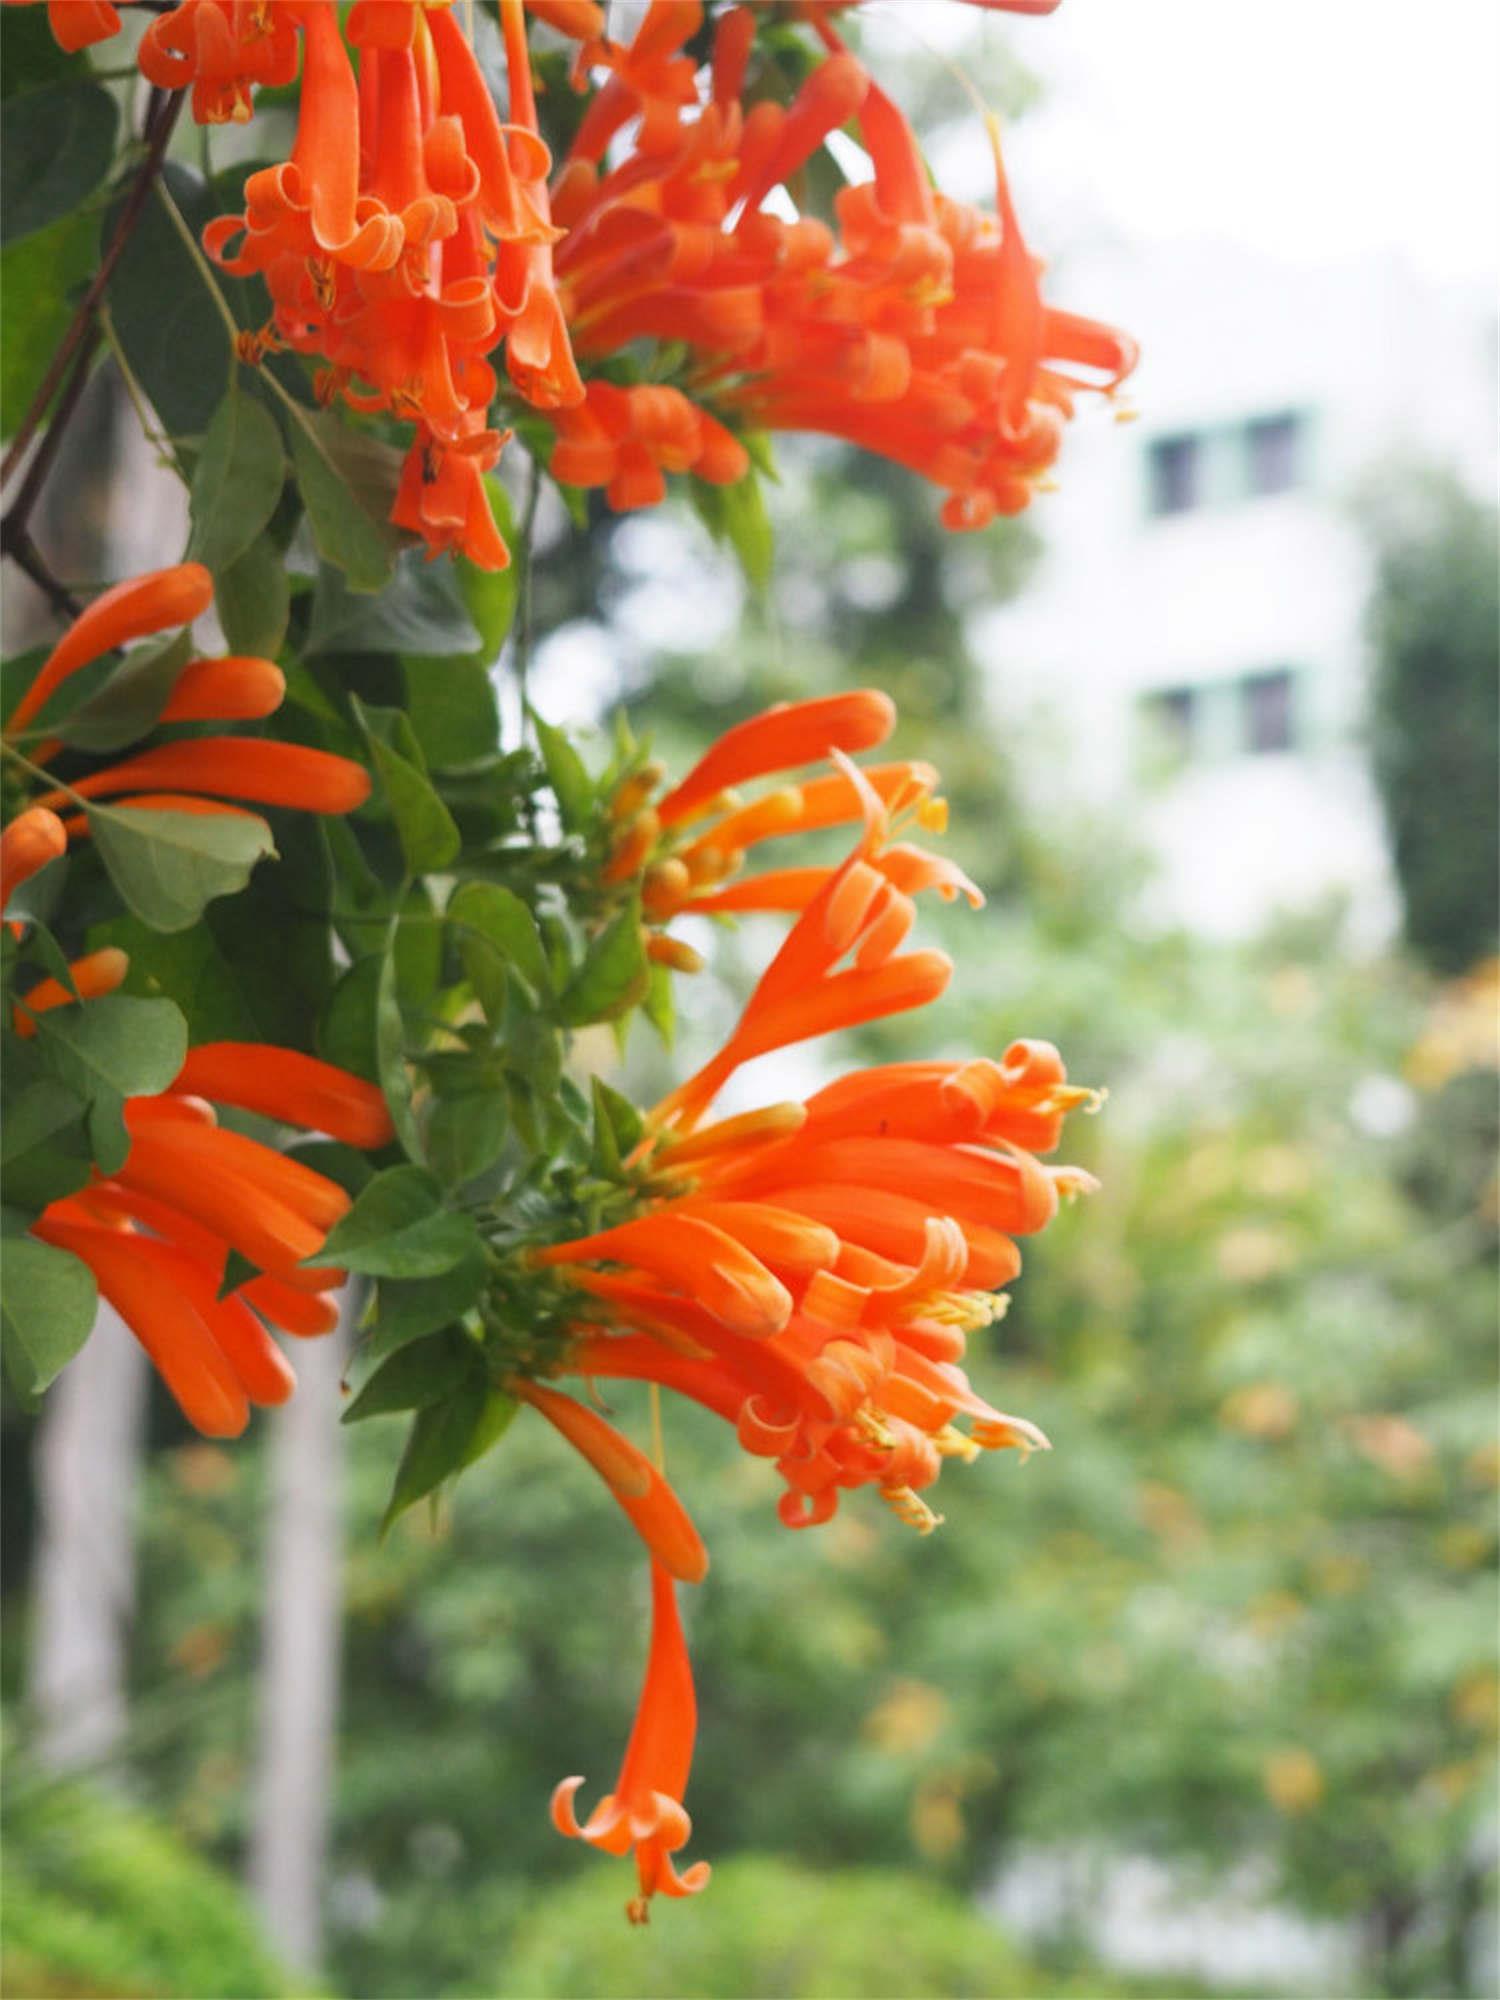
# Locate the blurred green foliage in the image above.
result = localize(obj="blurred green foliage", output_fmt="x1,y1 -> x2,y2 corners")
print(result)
494,1855 -> 1215,1999
0,1777 -> 292,1999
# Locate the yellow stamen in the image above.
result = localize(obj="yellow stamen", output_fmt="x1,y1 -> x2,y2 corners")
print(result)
881,1485 -> 944,1534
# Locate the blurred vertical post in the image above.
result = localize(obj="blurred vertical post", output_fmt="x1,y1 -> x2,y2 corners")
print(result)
27,1305 -> 149,1774
248,1292 -> 352,1975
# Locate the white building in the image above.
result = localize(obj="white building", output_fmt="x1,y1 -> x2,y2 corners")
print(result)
971,241 -> 1497,941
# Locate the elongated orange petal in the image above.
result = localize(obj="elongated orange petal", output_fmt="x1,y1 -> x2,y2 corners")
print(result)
656,691 -> 895,827
7,564 -> 212,735
240,1275 -> 343,1338
517,1381 -> 709,1583
12,947 -> 129,1035
537,1212 -> 791,1338
112,1127 -> 332,1283
0,806 -> 67,902
34,739 -> 371,815
172,1043 -> 394,1148
159,656 -> 286,723
121,1108 -> 350,1232
33,1217 -> 249,1437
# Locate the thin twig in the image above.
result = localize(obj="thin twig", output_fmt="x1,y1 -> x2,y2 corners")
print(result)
0,86 -> 185,491
0,328 -> 102,570
3,533 -> 82,622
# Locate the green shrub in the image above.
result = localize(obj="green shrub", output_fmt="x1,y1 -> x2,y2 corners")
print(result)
498,1854 -> 1059,2000
1,1776 -> 291,2000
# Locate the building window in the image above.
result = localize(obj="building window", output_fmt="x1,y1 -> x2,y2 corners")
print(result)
1244,412 -> 1304,496
1143,685 -> 1200,758
1241,668 -> 1296,753
1147,434 -> 1202,516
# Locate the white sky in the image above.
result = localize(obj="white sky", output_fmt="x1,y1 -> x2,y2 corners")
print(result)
877,0 -> 1499,293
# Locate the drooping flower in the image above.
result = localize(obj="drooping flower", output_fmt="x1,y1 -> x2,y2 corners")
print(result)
534,766 -> 1094,1545
525,733 -> 1097,1911
510,1378 -> 710,1922
138,0 -> 300,126
550,1557 -> 710,1925
547,1 -> 1134,527
29,1041 -> 393,1434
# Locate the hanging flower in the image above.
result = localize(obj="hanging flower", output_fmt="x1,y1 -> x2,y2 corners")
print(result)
29,1041 -> 393,1435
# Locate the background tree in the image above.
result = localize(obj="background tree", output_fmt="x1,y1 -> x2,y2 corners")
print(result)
1364,465 -> 1499,974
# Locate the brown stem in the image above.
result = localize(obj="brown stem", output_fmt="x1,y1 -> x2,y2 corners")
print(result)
0,324 -> 101,575
0,85 -> 185,493
3,531 -> 82,622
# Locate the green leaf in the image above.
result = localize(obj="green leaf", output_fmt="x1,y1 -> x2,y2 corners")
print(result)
287,411 -> 397,594
188,390 -> 285,575
425,1089 -> 508,1189
559,899 -> 649,1027
530,707 -> 594,833
0,1075 -> 93,1211
216,1249 -> 260,1302
55,629 -> 192,755
400,654 -> 501,771
393,880 -> 442,1011
308,1163 -> 481,1277
89,805 -> 277,934
379,1372 -> 497,1536
318,955 -> 383,1083
692,467 -> 774,592
32,994 -> 188,1174
1,81 -> 118,246
351,697 -> 460,875
13,917 -> 77,998
2,4 -> 85,94
106,166 -> 255,439
343,1325 -> 477,1423
1,208 -> 94,439
216,532 -> 291,659
88,913 -> 259,1042
455,476 -> 518,657
590,1075 -> 644,1176
306,550 -> 481,654
376,931 -> 423,1163
447,880 -> 550,1017
368,1249 -> 487,1359
1,1238 -> 96,1398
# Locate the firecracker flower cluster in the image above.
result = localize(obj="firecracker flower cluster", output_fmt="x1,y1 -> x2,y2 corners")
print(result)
0,0 -> 1130,1923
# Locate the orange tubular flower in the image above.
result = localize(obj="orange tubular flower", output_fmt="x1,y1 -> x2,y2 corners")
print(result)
5,562 -> 214,739
544,1 -> 1133,529
138,0 -> 299,125
5,562 -> 370,854
169,1042 -> 396,1150
538,794 -> 1096,1539
600,692 -> 978,965
551,1559 -> 711,1924
28,1035 -> 376,1431
33,739 -> 371,818
12,947 -> 129,1036
0,806 -> 67,905
1,0 -> 126,53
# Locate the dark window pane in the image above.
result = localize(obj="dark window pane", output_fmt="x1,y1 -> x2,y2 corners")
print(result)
1243,669 -> 1295,753
1147,435 -> 1201,515
1246,412 -> 1303,495
1145,685 -> 1198,756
